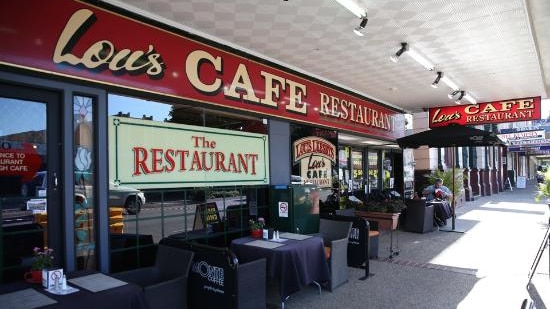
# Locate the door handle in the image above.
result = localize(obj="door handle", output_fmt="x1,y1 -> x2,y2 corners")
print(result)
53,172 -> 58,189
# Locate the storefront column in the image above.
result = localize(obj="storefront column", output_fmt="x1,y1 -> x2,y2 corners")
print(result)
462,147 -> 473,201
268,119 -> 291,185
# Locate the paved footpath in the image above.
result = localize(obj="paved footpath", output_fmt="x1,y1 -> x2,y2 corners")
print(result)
280,180 -> 550,309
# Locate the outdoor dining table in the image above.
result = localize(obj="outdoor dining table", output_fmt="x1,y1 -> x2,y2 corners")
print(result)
230,234 -> 330,305
0,272 -> 147,309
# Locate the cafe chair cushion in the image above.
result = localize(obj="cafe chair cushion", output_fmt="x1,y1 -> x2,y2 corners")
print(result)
112,244 -> 194,309
318,218 -> 352,291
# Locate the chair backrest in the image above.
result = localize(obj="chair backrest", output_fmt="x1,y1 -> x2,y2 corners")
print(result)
404,198 -> 426,208
319,218 -> 352,242
335,208 -> 356,217
156,245 -> 194,281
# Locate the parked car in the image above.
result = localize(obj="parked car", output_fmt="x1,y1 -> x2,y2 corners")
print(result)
21,172 -> 145,214
108,182 -> 145,214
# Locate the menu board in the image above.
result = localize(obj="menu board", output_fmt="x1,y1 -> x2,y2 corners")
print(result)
193,203 -> 221,230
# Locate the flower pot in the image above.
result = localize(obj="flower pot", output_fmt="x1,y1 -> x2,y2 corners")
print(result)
355,211 -> 401,231
250,229 -> 262,238
24,270 -> 42,284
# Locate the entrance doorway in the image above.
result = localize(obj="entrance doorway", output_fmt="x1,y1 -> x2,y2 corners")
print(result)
0,82 -> 62,283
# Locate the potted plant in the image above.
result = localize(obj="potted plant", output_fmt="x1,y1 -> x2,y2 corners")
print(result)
248,217 -> 265,238
424,168 -> 464,203
24,247 -> 54,283
535,168 -> 550,203
354,196 -> 405,231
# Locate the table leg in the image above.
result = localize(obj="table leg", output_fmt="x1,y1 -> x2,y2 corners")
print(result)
389,229 -> 400,259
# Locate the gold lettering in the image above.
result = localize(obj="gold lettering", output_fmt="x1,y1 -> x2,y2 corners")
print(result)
319,92 -> 330,115
431,108 -> 462,124
260,71 -> 286,107
285,80 -> 307,114
340,99 -> 349,119
500,101 -> 514,111
517,99 -> 534,110
481,103 -> 498,113
224,64 -> 260,103
53,9 -> 164,77
464,105 -> 479,115
185,50 -> 222,94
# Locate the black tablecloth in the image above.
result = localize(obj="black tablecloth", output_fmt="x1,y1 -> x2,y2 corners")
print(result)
427,200 -> 452,226
0,272 -> 148,309
231,236 -> 329,300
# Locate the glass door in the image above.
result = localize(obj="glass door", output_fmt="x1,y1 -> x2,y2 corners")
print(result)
0,82 -> 61,283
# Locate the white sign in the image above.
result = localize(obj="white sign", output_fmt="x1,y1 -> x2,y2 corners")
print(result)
278,201 -> 289,218
498,130 -> 545,142
42,268 -> 63,289
293,137 -> 336,188
516,176 -> 527,188
27,198 -> 47,213
109,117 -> 269,189
509,139 -> 550,146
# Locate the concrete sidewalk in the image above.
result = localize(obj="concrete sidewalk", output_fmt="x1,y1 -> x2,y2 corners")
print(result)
279,180 -> 550,309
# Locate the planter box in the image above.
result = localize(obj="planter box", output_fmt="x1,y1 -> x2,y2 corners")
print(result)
355,211 -> 400,231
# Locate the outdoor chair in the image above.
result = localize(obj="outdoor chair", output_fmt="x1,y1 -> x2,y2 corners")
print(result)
112,244 -> 194,309
334,209 -> 380,259
404,199 -> 435,233
318,218 -> 352,291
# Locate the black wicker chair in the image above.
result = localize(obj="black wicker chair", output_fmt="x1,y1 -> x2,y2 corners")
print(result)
404,199 -> 435,233
318,218 -> 352,291
112,244 -> 194,309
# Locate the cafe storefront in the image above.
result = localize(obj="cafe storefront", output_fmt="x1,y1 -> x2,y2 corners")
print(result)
0,0 -> 405,282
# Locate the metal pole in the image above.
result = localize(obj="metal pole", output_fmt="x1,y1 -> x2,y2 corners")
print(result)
452,147 -> 456,230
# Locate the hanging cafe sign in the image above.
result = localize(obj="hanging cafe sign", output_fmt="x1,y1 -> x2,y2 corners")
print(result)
428,97 -> 541,128
293,137 -> 336,188
0,0 -> 405,141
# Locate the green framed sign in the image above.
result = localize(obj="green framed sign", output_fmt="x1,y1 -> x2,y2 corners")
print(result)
109,116 -> 269,188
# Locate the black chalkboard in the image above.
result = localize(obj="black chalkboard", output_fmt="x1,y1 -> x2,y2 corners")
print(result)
193,202 -> 221,230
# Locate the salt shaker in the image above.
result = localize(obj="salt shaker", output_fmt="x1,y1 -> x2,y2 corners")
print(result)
62,275 -> 67,290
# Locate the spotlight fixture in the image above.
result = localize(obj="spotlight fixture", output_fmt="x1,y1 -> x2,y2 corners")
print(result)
448,90 -> 465,104
406,48 -> 435,71
463,93 -> 477,105
441,75 -> 459,91
353,16 -> 368,36
390,43 -> 408,63
431,72 -> 443,88
335,0 -> 367,18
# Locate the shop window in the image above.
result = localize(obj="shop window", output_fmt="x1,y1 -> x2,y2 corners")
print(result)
0,95 -> 48,283
338,146 -> 350,193
108,94 -> 267,134
383,151 -> 393,189
367,151 -> 379,193
106,93 -> 270,272
73,95 -> 96,270
351,151 -> 364,192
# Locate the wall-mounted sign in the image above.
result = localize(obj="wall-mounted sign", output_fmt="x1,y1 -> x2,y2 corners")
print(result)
0,142 -> 42,181
108,117 -> 269,189
497,130 -> 545,142
0,1 -> 405,140
293,137 -> 336,188
429,97 -> 541,128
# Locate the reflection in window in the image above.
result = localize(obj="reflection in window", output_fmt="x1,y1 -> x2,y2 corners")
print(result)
351,151 -> 363,191
368,151 -> 379,193
0,97 -> 47,283
73,95 -> 96,270
106,93 -> 269,273
338,146 -> 350,193
108,93 -> 267,134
